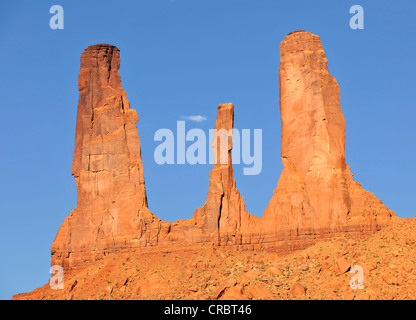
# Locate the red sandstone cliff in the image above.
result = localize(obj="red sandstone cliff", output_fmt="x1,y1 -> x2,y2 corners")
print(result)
50,31 -> 394,274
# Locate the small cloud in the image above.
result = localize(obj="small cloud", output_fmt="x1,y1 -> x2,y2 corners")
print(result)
180,115 -> 207,122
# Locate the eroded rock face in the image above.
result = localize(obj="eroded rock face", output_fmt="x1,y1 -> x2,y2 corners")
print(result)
51,44 -> 170,270
51,32 -> 394,273
262,31 -> 395,243
191,103 -> 261,245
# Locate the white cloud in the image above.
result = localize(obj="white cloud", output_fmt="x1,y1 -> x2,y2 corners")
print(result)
180,115 -> 207,122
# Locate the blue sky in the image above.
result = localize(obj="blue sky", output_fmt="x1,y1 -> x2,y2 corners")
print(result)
0,0 -> 415,299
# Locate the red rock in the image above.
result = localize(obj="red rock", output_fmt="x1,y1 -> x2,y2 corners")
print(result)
247,284 -> 274,300
383,275 -> 403,286
301,251 -> 310,260
14,216 -> 416,300
51,44 -> 171,272
242,265 -> 252,272
15,32 -> 398,299
212,278 -> 237,299
336,257 -> 351,274
329,279 -> 344,291
402,264 -> 413,273
239,269 -> 261,284
290,283 -> 306,297
266,266 -> 284,276
219,284 -> 245,300
262,31 -> 395,246
319,261 -> 331,273
192,103 -> 261,245
52,36 -> 395,273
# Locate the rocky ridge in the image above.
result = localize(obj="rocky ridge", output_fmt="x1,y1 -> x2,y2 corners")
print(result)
14,31 -> 398,299
14,217 -> 415,300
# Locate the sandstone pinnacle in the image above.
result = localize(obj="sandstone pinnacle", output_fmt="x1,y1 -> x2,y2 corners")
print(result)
262,31 -> 395,243
51,44 -> 169,271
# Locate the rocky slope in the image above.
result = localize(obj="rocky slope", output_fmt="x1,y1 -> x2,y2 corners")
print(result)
14,217 -> 416,300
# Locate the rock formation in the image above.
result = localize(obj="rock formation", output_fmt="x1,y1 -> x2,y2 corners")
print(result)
51,44 -> 170,271
15,216 -> 415,300
262,31 -> 394,247
191,103 -> 261,245
49,31 -> 394,274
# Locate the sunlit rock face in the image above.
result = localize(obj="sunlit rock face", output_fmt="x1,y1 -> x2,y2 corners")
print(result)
51,44 -> 170,271
51,33 -> 395,273
262,31 -> 395,246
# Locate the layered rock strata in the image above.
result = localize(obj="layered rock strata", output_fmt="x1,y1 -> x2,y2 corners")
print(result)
191,103 -> 261,245
261,31 -> 394,246
51,44 -> 170,270
51,32 -> 395,273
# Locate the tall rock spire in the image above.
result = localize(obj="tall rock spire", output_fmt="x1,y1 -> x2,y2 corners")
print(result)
192,104 -> 260,245
263,31 -> 395,241
51,44 -> 169,270
73,44 -> 148,212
